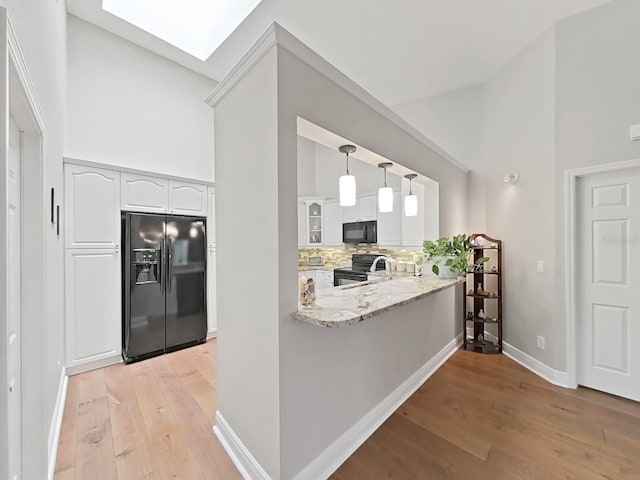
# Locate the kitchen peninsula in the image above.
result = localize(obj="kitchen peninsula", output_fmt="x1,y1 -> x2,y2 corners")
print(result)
294,275 -> 464,327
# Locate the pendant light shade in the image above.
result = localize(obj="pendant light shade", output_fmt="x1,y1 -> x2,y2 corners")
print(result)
338,145 -> 357,206
404,173 -> 418,217
377,162 -> 394,213
339,174 -> 356,206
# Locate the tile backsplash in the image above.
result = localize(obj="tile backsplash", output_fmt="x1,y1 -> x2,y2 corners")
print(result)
298,245 -> 424,267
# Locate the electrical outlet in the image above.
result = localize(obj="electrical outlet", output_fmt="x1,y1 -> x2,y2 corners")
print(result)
537,335 -> 546,350
536,260 -> 544,273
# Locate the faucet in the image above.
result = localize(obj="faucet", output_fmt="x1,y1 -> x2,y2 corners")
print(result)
370,256 -> 391,275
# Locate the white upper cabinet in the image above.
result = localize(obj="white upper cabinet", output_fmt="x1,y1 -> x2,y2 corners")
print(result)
401,178 -> 425,247
169,180 -> 207,216
207,186 -> 216,245
324,200 -> 343,246
343,195 -> 377,223
297,203 -> 306,247
121,173 -> 169,213
377,190 -> 402,246
359,195 -> 377,221
65,164 -> 121,249
305,200 -> 324,246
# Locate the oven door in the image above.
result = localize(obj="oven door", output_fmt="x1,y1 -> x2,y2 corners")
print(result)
333,270 -> 367,287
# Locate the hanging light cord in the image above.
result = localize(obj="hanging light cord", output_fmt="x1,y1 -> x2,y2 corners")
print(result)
409,177 -> 413,195
384,166 -> 388,187
346,153 -> 350,175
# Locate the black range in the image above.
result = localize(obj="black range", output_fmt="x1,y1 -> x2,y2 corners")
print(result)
333,253 -> 387,287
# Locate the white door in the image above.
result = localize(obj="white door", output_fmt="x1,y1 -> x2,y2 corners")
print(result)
168,180 -> 207,216
207,187 -> 217,335
65,249 -> 121,368
8,117 -> 22,480
297,203 -> 305,247
64,164 -> 121,249
120,173 -> 169,213
577,169 -> 640,401
377,191 -> 402,246
324,201 -> 342,246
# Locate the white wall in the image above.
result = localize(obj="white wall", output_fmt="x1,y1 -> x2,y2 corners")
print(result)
554,0 -> 640,371
296,136 -> 316,197
66,15 -> 216,181
389,0 -> 640,374
483,27 -> 558,368
0,0 -> 67,478
276,37 -> 468,479
214,47 -> 281,478
394,84 -> 487,233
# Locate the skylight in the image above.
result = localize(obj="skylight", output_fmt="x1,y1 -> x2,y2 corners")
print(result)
102,0 -> 262,61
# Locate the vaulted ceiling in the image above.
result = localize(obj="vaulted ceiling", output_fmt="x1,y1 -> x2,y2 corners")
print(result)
67,0 -> 613,106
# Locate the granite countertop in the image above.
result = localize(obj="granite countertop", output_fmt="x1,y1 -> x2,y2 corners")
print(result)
293,275 -> 464,328
298,265 -> 345,272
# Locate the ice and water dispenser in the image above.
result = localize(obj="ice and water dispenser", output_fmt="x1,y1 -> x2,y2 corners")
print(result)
132,248 -> 160,284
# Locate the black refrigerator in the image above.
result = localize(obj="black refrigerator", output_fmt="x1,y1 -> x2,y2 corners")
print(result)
122,212 -> 207,363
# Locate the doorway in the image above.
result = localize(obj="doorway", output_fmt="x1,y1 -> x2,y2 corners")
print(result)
569,163 -> 640,401
1,10 -> 47,480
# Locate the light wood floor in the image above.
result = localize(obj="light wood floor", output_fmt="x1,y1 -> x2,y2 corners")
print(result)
55,342 -> 640,480
53,340 -> 241,480
332,350 -> 640,480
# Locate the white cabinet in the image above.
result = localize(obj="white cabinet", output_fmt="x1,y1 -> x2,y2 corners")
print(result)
65,249 -> 121,369
377,190 -> 402,246
207,187 -> 217,336
169,180 -> 207,216
324,200 -> 343,246
315,270 -> 334,290
121,173 -> 169,213
401,177 -> 425,247
343,195 -> 377,222
64,164 -> 120,249
303,199 -> 324,247
297,203 -> 306,247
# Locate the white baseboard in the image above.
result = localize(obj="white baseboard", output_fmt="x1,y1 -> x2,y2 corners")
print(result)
291,333 -> 464,480
466,328 -> 570,389
502,342 -> 570,388
66,353 -> 122,376
207,328 -> 218,340
48,367 -> 68,480
213,411 -> 272,480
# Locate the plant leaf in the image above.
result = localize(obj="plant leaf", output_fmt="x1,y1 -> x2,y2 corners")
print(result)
432,265 -> 439,275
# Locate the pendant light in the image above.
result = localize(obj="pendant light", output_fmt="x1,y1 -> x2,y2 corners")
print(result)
338,145 -> 357,206
404,174 -> 418,217
377,162 -> 394,213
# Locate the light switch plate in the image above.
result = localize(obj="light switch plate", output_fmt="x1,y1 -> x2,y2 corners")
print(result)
536,260 -> 544,273
630,124 -> 640,141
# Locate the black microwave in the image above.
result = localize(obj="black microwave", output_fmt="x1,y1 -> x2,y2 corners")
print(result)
342,221 -> 377,244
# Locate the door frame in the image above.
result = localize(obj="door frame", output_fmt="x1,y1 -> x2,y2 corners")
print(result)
0,8 -> 47,480
564,158 -> 640,389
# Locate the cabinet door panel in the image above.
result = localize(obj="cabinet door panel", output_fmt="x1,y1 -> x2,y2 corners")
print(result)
169,181 -> 207,215
324,201 -> 343,246
65,249 -> 121,366
377,191 -> 402,246
65,164 -> 120,248
297,204 -> 306,247
207,187 -> 216,244
121,173 -> 168,213
207,246 -> 217,335
359,195 -> 377,221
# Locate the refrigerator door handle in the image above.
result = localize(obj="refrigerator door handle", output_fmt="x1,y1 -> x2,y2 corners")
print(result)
160,236 -> 166,294
167,237 -> 173,294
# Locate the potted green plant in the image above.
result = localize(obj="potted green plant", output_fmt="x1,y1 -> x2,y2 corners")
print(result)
423,234 -> 489,278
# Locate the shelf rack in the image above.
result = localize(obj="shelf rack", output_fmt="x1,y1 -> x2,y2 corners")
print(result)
462,233 -> 502,354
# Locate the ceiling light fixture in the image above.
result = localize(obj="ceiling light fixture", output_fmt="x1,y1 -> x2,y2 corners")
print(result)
503,172 -> 520,184
101,0 -> 262,61
338,145 -> 357,207
377,162 -> 394,213
404,174 -> 418,217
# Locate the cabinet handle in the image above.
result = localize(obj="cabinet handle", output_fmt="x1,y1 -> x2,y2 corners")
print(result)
56,205 -> 60,236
